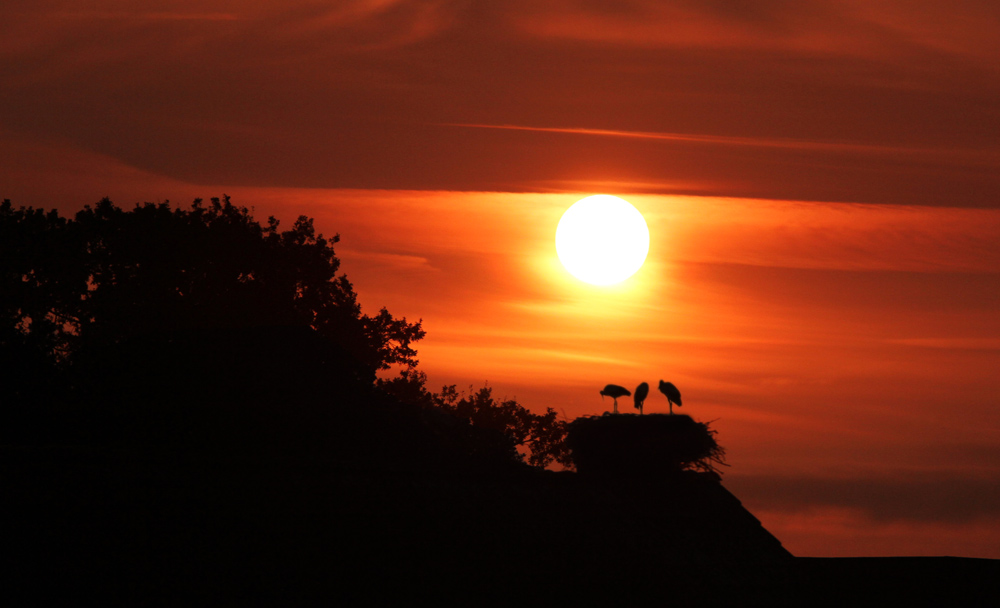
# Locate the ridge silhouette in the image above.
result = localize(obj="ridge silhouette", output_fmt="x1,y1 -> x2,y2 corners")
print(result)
3,197 -> 996,605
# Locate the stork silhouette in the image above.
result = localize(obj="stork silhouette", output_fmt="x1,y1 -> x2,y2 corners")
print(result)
600,384 -> 631,413
633,382 -> 649,415
658,380 -> 682,414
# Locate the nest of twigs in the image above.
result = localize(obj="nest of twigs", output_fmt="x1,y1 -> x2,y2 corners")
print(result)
567,414 -> 727,478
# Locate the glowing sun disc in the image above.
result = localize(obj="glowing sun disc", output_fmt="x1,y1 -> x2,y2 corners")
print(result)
556,195 -> 650,286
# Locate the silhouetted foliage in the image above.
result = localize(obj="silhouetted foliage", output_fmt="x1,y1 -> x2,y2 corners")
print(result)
5,198 -> 858,608
19,197 -> 423,374
2,196 -> 573,470
1,197 -> 425,445
1,201 -> 85,437
568,413 -> 727,477
379,368 -> 574,469
0,202 -> 84,363
435,384 -> 574,469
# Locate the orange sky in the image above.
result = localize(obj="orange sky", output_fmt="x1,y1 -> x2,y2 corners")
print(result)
3,1 -> 1000,558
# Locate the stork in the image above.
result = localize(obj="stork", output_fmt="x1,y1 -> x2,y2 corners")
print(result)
633,382 -> 649,415
658,380 -> 682,414
600,384 -> 631,413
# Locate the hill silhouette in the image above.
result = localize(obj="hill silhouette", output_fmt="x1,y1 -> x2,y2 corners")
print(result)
3,197 -> 997,604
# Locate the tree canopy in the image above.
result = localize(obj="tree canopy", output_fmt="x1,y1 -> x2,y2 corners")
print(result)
379,368 -> 573,469
1,196 -> 424,378
1,197 -> 570,469
1,197 -> 424,442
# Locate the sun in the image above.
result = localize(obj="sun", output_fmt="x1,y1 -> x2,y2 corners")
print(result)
555,195 -> 650,286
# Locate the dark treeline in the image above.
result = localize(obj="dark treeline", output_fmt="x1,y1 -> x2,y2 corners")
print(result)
6,197 -> 995,606
0,197 -> 570,469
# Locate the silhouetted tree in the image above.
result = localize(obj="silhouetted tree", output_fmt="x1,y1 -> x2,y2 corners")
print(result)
1,197 -> 424,444
380,368 -> 573,469
1,201 -> 87,437
2,197 -> 423,374
3,196 -> 572,468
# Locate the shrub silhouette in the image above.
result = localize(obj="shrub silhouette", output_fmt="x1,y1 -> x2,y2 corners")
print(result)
380,368 -> 573,469
567,414 -> 727,477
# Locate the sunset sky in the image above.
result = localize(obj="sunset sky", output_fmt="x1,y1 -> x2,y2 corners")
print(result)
3,1 -> 999,558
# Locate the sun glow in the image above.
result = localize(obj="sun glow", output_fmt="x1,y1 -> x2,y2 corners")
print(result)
555,195 -> 650,286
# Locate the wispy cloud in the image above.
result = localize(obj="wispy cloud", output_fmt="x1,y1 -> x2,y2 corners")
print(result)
641,195 -> 1000,274
885,338 -> 1000,351
339,250 -> 439,273
50,11 -> 241,21
511,0 -> 1000,61
754,505 -> 1000,557
729,472 -> 1000,524
440,123 -> 1000,167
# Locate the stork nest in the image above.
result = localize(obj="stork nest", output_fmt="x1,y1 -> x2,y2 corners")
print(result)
567,414 -> 727,478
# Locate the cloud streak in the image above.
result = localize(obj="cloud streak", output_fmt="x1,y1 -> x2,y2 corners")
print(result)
49,11 -> 241,21
512,0 -> 1000,61
3,1 -> 1000,203
441,123 -> 1000,166
729,473 -> 1000,525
